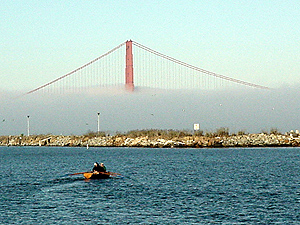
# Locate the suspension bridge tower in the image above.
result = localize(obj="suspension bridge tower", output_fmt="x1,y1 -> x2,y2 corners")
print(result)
125,40 -> 134,91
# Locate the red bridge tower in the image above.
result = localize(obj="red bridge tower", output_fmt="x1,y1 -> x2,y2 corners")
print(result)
125,40 -> 134,91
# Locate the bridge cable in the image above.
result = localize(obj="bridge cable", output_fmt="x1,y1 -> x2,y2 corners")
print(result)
24,42 -> 126,95
132,41 -> 269,90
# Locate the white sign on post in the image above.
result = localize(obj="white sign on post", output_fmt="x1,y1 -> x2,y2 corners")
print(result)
194,123 -> 200,131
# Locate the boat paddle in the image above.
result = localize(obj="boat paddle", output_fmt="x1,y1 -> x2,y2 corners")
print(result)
69,171 -> 92,176
69,171 -> 121,177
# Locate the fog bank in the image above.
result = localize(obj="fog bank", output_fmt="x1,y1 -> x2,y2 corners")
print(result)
0,86 -> 299,135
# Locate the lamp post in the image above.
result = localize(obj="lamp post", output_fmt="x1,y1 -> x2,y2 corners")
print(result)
97,112 -> 100,134
27,115 -> 30,136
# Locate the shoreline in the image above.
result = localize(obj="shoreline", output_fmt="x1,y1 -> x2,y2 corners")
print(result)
1,133 -> 300,148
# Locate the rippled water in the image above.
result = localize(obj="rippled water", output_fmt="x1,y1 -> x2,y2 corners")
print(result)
0,146 -> 299,224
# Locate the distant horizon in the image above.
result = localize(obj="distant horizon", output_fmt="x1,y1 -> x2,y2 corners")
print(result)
0,127 -> 297,137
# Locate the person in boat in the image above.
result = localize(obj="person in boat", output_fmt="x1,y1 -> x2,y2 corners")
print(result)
100,163 -> 106,172
92,162 -> 107,173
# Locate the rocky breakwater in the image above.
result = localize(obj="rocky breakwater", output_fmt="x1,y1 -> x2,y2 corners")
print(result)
1,132 -> 300,148
215,133 -> 300,147
115,133 -> 300,147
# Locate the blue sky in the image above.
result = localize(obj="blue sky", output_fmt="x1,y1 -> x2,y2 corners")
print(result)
1,0 -> 299,91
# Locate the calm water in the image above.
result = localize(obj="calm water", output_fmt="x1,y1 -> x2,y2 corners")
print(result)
0,146 -> 299,224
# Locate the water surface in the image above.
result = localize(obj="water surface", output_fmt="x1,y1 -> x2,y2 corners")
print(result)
0,147 -> 299,224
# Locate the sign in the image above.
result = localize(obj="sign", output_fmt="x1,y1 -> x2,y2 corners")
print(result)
194,123 -> 200,131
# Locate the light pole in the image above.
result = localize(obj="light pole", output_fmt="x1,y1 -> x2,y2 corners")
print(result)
27,115 -> 30,136
97,112 -> 100,134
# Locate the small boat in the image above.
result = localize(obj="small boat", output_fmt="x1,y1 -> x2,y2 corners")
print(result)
69,171 -> 120,179
83,172 -> 110,179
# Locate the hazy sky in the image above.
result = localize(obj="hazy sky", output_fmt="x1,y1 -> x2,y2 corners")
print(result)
1,86 -> 300,136
1,1 -> 300,135
1,0 -> 299,91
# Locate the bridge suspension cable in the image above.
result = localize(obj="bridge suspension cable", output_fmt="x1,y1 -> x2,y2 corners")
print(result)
23,40 -> 269,96
24,42 -> 126,95
132,41 -> 269,90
